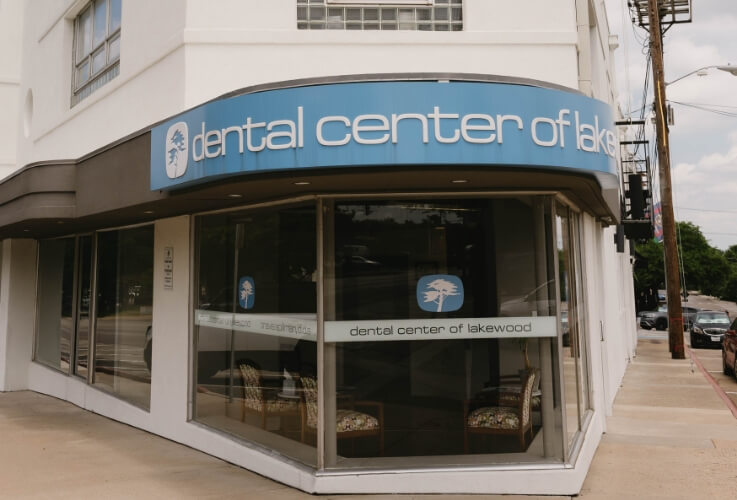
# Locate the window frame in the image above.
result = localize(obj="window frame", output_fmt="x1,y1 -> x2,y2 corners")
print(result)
32,221 -> 154,412
71,0 -> 121,106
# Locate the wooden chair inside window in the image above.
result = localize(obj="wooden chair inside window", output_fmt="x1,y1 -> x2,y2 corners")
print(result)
299,375 -> 384,455
238,361 -> 300,429
464,369 -> 539,452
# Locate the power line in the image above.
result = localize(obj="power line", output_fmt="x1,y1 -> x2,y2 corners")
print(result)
669,100 -> 737,118
672,102 -> 737,110
677,206 -> 737,214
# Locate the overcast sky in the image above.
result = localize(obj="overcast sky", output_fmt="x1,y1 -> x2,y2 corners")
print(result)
604,0 -> 737,250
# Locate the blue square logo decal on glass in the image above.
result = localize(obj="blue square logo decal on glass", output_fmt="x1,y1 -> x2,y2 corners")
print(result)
417,274 -> 464,313
238,276 -> 255,310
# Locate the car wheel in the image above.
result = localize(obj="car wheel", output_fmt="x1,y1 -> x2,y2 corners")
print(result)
143,339 -> 152,372
691,334 -> 698,348
723,350 -> 732,375
655,318 -> 667,331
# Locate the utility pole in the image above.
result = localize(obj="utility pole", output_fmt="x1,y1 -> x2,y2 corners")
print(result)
648,0 -> 684,359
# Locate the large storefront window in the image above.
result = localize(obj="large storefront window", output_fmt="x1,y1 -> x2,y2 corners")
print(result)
191,194 -> 590,470
93,225 -> 154,409
194,204 -> 318,466
35,238 -> 76,371
556,204 -> 591,449
322,197 -> 563,467
34,228 -> 152,408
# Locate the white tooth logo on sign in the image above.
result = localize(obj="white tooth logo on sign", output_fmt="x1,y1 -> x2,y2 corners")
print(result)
165,121 -> 188,179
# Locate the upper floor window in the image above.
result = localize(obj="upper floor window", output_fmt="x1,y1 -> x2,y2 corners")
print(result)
297,0 -> 462,31
72,0 -> 121,106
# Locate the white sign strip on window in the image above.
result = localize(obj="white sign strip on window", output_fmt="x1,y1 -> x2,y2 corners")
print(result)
325,316 -> 557,343
195,310 -> 317,341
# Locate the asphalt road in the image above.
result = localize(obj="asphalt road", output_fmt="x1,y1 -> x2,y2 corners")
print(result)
638,292 -> 737,408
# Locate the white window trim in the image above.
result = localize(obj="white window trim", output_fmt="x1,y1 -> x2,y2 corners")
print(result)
71,0 -> 121,106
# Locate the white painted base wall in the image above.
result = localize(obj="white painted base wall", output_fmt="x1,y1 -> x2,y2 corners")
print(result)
24,363 -> 603,495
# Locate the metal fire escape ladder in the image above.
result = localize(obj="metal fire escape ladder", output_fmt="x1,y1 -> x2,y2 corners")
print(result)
617,119 -> 654,241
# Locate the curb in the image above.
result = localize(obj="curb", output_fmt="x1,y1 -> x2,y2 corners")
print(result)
687,345 -> 737,419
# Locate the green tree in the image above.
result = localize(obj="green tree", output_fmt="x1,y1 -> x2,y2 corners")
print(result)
634,221 -> 730,300
676,222 -> 729,296
633,238 -> 664,291
721,245 -> 737,302
724,245 -> 737,266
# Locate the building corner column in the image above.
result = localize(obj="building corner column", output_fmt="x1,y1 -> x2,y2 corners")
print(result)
0,239 -> 38,391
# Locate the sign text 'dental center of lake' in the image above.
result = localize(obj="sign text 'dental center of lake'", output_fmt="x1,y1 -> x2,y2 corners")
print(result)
151,81 -> 617,190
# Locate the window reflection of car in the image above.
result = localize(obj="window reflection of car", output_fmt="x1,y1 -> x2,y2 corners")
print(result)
348,255 -> 380,266
722,317 -> 737,378
499,280 -> 555,317
199,286 -> 234,312
639,305 -> 699,331
690,310 -> 730,349
340,254 -> 381,275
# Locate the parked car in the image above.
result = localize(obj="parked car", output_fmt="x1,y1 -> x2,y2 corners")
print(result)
639,305 -> 700,331
690,310 -> 730,348
722,317 -> 737,378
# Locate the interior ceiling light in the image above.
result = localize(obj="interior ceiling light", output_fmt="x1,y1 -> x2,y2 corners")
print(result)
294,181 -> 311,186
451,179 -> 469,183
143,210 -> 154,215
227,194 -> 243,199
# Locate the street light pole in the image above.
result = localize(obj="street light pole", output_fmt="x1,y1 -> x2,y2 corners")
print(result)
665,65 -> 737,86
648,0 -> 684,359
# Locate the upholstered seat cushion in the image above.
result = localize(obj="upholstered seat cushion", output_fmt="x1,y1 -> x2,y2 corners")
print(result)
305,409 -> 380,431
244,396 -> 298,413
467,406 -> 520,430
336,409 -> 379,432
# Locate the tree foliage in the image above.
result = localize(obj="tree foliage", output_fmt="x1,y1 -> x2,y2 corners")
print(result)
634,221 -> 735,303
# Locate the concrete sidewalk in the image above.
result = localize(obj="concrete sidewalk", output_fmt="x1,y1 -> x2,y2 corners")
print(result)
1,338 -> 736,499
579,339 -> 737,499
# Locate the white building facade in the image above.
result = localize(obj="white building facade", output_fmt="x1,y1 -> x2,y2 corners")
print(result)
0,0 -> 638,495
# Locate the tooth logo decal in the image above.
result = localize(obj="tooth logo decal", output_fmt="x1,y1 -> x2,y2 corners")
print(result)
165,121 -> 188,179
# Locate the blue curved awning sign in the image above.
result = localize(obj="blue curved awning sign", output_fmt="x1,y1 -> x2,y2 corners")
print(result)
150,81 -> 617,191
